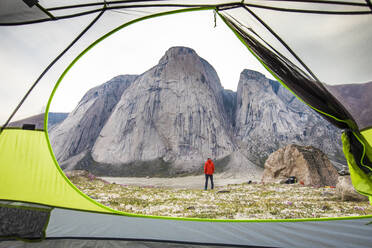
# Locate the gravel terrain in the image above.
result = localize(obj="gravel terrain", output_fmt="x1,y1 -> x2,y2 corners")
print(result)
69,173 -> 372,220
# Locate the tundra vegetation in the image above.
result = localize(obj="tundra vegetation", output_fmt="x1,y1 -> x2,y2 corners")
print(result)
69,173 -> 372,219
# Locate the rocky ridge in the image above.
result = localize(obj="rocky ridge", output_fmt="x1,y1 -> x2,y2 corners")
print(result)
50,46 -> 345,176
235,69 -> 344,165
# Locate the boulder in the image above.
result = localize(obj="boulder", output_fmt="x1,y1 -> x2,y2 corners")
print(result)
261,144 -> 339,186
336,176 -> 369,201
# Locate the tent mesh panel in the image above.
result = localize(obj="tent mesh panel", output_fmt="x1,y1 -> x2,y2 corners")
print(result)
0,204 -> 50,240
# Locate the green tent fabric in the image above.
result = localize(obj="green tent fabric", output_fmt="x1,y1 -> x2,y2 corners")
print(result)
0,129 -> 112,213
1,1 -> 372,247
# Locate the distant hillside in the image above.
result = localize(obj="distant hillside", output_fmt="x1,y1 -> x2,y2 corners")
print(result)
326,81 -> 372,130
8,112 -> 68,130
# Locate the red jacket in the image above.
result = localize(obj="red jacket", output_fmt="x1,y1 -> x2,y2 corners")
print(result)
204,159 -> 215,175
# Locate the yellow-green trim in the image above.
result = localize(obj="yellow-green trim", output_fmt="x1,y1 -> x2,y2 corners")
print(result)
1,198 -> 372,223
361,128 -> 372,158
37,6 -> 372,222
342,133 -> 372,201
352,131 -> 372,173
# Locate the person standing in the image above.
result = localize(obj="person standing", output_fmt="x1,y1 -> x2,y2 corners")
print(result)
204,158 -> 215,190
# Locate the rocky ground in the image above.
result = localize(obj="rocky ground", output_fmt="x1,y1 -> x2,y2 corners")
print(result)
68,171 -> 371,220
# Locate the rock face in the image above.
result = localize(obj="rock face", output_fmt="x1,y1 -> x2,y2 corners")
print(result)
261,144 -> 339,186
235,70 -> 344,166
336,176 -> 369,201
50,46 -> 345,176
90,47 -> 236,176
50,75 -> 137,170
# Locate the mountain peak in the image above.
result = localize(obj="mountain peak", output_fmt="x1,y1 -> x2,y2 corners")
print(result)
159,46 -> 198,64
241,69 -> 266,81
165,46 -> 196,56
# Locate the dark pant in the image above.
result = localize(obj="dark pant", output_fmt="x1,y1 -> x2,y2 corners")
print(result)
205,174 -> 214,190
